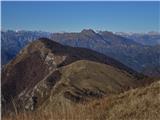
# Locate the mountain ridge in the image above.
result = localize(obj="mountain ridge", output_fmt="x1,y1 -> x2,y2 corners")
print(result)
2,29 -> 160,77
2,38 -> 143,114
51,29 -> 160,76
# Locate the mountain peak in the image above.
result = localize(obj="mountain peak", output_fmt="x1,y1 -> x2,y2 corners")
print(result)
81,29 -> 96,35
37,37 -> 62,45
30,37 -> 64,50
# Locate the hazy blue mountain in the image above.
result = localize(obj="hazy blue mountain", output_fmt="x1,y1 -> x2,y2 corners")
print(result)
116,32 -> 160,46
51,29 -> 160,77
1,30 -> 51,65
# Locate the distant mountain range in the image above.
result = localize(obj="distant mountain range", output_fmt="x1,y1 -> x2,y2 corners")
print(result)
1,29 -> 160,77
115,31 -> 160,46
51,29 -> 160,77
1,30 -> 51,65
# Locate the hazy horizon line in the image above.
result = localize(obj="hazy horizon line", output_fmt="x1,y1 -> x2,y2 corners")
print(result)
2,28 -> 160,34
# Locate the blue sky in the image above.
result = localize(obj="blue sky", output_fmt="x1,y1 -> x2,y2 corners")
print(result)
2,1 -> 160,32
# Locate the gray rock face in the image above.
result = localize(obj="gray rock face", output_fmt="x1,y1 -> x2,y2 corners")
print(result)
19,70 -> 61,111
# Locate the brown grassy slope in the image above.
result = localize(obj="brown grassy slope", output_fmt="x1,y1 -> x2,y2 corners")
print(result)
14,60 -> 139,112
38,60 -> 139,110
59,60 -> 138,98
3,80 -> 160,120
87,79 -> 160,120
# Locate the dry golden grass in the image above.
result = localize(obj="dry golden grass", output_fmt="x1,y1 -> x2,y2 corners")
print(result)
87,80 -> 160,120
2,80 -> 160,120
